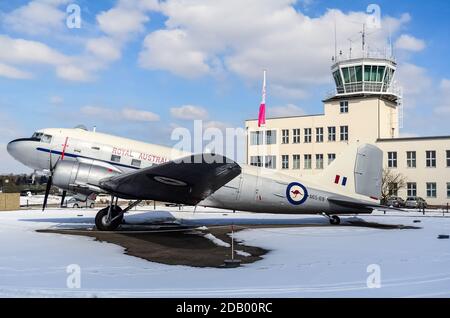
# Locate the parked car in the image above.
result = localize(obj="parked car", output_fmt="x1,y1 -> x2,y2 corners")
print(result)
386,196 -> 405,208
63,197 -> 95,209
405,196 -> 428,209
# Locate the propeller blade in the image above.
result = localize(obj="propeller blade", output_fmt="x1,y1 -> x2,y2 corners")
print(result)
60,190 -> 67,208
42,175 -> 52,212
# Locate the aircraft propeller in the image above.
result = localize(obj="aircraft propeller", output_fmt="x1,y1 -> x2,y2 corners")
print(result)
42,139 -> 68,211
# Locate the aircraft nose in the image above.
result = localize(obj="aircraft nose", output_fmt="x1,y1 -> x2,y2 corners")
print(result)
7,139 -> 22,160
7,138 -> 34,164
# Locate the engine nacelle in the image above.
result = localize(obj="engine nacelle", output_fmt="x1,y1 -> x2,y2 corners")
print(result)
53,160 -> 120,195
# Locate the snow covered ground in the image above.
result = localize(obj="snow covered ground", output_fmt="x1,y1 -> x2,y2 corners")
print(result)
0,206 -> 449,298
20,195 -> 61,207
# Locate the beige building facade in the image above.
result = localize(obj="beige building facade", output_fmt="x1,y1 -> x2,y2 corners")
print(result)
246,54 -> 450,206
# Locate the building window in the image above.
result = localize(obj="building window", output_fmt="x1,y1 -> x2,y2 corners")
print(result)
304,128 -> 312,143
388,152 -> 397,168
388,183 -> 398,196
426,182 -> 437,198
426,151 -> 436,168
328,126 -> 336,142
407,151 -> 416,168
316,127 -> 324,143
293,129 -> 301,144
447,150 -> 450,167
340,101 -> 349,113
328,153 -> 336,165
131,159 -> 141,168
316,154 -> 324,169
281,155 -> 289,169
304,154 -> 312,169
407,182 -> 417,197
250,131 -> 263,145
265,130 -> 277,145
111,155 -> 121,163
282,129 -> 289,144
340,126 -> 348,141
293,155 -> 300,170
250,156 -> 262,167
447,183 -> 450,198
265,156 -> 276,169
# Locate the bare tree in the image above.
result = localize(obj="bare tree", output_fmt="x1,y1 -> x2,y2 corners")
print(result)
381,168 -> 407,204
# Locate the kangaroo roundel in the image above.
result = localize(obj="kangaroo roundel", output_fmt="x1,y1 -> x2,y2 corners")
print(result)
286,182 -> 308,205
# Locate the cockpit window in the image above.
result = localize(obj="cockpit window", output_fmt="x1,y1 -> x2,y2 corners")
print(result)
31,132 -> 43,139
41,134 -> 53,143
31,132 -> 52,143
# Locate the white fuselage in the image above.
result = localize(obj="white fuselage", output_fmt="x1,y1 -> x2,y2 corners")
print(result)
7,128 -> 375,215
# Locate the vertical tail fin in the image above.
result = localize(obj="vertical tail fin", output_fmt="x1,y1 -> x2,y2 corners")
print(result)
319,144 -> 382,199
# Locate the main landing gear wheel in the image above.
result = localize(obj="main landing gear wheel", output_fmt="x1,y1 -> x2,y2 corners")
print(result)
329,215 -> 341,225
95,206 -> 123,231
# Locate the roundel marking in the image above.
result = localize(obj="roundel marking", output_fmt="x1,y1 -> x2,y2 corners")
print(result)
286,182 -> 309,205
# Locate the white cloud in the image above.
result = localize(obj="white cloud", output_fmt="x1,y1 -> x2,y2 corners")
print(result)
1,0 -> 159,82
122,107 -> 160,122
268,104 -> 306,118
0,34 -> 116,82
97,7 -> 149,39
0,35 -> 69,66
139,1 -> 412,98
140,29 -> 211,78
170,105 -> 209,120
395,34 -> 426,52
86,37 -> 122,62
0,63 -> 33,79
56,64 -> 91,82
396,63 -> 432,98
2,0 -> 69,35
80,0 -> 160,78
80,106 -> 160,123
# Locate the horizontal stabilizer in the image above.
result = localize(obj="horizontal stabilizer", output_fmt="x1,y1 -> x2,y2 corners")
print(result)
328,196 -> 404,212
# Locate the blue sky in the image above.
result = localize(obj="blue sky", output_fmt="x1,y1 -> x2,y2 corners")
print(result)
1,0 -> 449,173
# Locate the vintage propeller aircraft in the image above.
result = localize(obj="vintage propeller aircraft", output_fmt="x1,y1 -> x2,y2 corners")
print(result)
7,126 -> 384,231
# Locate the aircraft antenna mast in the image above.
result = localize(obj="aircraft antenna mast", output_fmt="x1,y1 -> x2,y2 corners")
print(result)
334,13 -> 338,60
362,23 -> 366,53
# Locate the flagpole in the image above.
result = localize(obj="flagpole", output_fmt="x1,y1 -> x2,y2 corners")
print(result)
258,70 -> 266,128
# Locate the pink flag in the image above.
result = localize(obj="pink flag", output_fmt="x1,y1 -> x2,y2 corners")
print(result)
258,70 -> 266,127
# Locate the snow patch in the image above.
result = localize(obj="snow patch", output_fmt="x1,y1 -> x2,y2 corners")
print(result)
203,233 -> 230,248
235,250 -> 251,257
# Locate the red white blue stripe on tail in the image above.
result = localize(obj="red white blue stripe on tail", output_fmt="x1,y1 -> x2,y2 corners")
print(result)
334,175 -> 347,186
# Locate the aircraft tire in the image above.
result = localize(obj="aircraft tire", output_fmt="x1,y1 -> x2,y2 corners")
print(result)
330,215 -> 341,225
95,206 -> 123,231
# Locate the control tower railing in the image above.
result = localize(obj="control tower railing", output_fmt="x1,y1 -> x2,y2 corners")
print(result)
332,49 -> 396,66
325,81 -> 402,100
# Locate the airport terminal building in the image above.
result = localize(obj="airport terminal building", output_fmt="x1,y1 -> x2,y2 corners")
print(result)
245,53 -> 450,206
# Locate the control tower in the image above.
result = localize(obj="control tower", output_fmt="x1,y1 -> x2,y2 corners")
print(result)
329,52 -> 400,102
324,46 -> 403,139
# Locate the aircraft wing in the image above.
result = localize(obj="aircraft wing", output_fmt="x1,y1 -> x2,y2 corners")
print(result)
98,154 -> 242,205
328,196 -> 405,212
